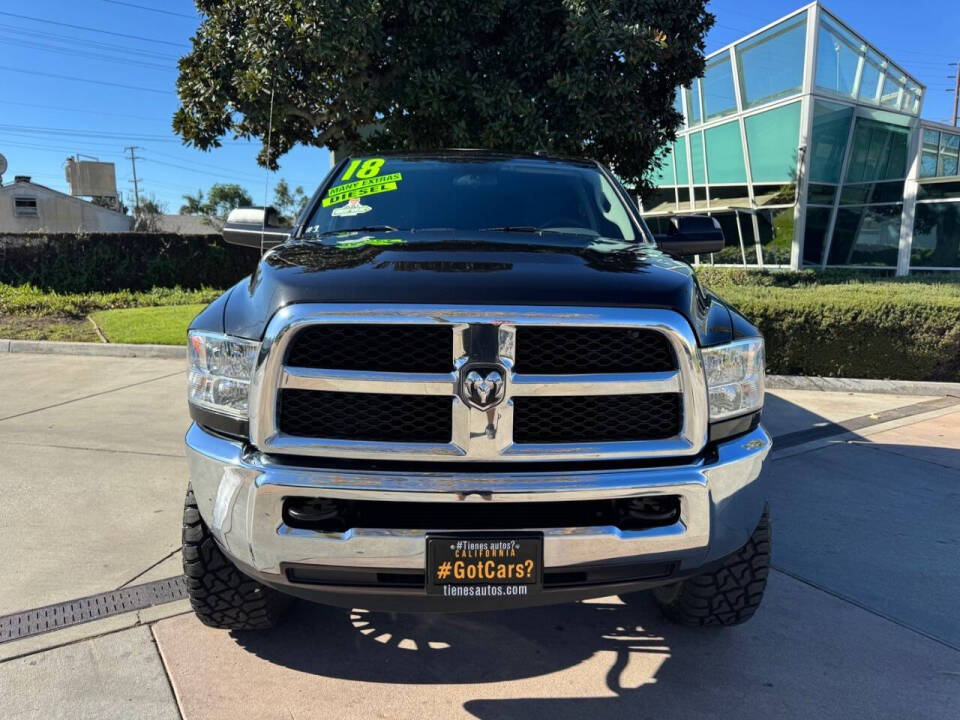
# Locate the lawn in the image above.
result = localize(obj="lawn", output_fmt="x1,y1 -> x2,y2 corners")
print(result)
90,304 -> 206,345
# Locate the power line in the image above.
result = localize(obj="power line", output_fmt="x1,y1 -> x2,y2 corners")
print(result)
0,10 -> 188,47
0,22 -> 181,61
0,65 -> 171,94
139,156 -> 264,183
0,124 -> 179,142
0,100 -> 170,124
0,36 -> 174,71
101,0 -> 198,20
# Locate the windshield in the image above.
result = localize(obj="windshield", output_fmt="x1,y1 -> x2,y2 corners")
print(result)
301,156 -> 646,243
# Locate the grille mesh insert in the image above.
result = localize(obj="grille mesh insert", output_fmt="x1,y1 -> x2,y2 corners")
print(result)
286,324 -> 453,372
513,393 -> 682,443
279,390 -> 452,443
515,326 -> 676,374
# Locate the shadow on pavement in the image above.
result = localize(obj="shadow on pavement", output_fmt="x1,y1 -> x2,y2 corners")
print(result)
223,395 -> 960,718
231,593 -> 675,685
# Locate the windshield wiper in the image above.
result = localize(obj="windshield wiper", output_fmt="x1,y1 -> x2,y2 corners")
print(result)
317,225 -> 400,236
479,226 -> 593,237
479,226 -> 540,233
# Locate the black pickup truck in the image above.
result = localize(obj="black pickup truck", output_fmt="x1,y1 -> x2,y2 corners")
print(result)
183,151 -> 770,629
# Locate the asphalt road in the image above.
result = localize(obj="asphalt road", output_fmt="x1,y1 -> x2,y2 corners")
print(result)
0,353 -> 958,719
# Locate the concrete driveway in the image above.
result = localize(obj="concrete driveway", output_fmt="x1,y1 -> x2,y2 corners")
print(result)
0,352 -> 958,719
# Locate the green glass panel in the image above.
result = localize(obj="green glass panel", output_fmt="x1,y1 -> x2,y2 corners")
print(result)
802,207 -> 833,265
922,129 -> 941,154
828,204 -> 902,266
744,102 -> 801,183
858,54 -> 883,103
809,101 -> 854,184
684,84 -> 702,125
648,144 -> 675,186
912,202 -> 960,267
807,184 -> 837,205
940,133 -> 960,177
674,137 -> 689,185
815,20 -> 862,98
690,132 -> 706,184
701,56 -> 737,120
711,212 -> 748,264
920,153 -> 939,178
917,180 -> 960,200
735,13 -> 806,109
759,208 -> 794,266
844,118 -> 909,183
879,74 -> 904,109
705,122 -> 746,184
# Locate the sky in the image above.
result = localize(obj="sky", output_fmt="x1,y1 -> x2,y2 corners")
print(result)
0,0 -> 956,213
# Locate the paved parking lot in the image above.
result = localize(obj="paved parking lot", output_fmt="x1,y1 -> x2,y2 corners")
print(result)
0,353 -> 958,719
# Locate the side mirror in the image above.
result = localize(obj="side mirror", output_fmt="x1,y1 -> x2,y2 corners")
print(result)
222,207 -> 291,249
654,215 -> 725,258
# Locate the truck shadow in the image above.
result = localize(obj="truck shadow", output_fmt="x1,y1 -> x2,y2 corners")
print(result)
231,593 -> 674,685
228,393 -> 960,717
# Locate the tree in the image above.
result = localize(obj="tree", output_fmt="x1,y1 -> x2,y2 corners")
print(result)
273,179 -> 309,222
180,189 -> 206,215
204,183 -> 253,219
134,195 -> 166,232
174,0 -> 713,190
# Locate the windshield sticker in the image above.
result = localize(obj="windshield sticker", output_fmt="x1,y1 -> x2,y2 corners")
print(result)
334,237 -> 405,250
330,197 -> 373,217
322,177 -> 400,207
340,157 -> 385,181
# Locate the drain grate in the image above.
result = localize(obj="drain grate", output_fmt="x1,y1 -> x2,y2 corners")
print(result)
0,575 -> 187,644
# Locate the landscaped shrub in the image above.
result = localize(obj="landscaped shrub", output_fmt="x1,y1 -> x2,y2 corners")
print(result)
705,280 -> 960,382
0,233 -> 260,292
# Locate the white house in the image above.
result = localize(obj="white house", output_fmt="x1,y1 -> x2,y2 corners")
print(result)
0,176 -> 133,233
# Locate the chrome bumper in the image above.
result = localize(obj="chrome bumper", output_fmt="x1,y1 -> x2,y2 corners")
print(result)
185,423 -> 771,584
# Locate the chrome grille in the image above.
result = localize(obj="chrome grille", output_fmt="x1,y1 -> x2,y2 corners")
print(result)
515,326 -> 676,374
513,393 -> 682,443
285,324 -> 453,372
279,390 -> 452,443
249,305 -> 708,462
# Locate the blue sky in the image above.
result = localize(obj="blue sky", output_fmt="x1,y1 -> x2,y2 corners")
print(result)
0,0 -> 956,212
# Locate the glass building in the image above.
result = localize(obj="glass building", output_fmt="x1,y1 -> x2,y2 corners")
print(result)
642,2 -> 960,274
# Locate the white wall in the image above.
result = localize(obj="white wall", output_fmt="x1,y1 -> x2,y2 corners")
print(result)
0,182 -> 133,233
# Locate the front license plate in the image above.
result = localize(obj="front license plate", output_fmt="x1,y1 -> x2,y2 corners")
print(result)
426,534 -> 543,597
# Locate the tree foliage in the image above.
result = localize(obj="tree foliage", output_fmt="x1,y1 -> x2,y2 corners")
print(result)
179,183 -> 254,219
174,0 -> 712,188
273,179 -> 309,221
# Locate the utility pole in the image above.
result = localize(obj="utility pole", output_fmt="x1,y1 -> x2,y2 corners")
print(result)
124,146 -> 142,214
952,62 -> 959,127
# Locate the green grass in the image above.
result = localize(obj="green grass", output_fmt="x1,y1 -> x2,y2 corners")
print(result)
91,304 -> 206,345
0,282 -> 223,317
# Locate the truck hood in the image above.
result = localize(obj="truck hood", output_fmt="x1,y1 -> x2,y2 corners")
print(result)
220,230 -> 734,345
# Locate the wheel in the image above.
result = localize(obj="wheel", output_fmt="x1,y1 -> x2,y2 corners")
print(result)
182,484 -> 291,630
651,506 -> 771,627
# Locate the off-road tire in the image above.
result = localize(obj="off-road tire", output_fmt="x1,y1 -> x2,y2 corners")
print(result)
182,484 -> 290,630
652,507 -> 771,627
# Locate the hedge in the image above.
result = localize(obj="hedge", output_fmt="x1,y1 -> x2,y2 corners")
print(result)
0,233 -> 259,292
707,280 -> 960,382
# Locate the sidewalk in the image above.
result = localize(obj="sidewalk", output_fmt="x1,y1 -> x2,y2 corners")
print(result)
1,353 -> 957,719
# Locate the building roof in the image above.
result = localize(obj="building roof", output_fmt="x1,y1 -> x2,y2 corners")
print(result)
155,214 -> 224,235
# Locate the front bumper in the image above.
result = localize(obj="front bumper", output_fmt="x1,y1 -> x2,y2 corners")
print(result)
185,423 -> 770,610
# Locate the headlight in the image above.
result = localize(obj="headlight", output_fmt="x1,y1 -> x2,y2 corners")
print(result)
188,331 -> 260,418
701,338 -> 765,421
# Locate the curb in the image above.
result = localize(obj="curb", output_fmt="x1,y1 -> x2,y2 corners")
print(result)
767,374 -> 960,397
2,340 -> 959,396
0,339 -> 184,360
